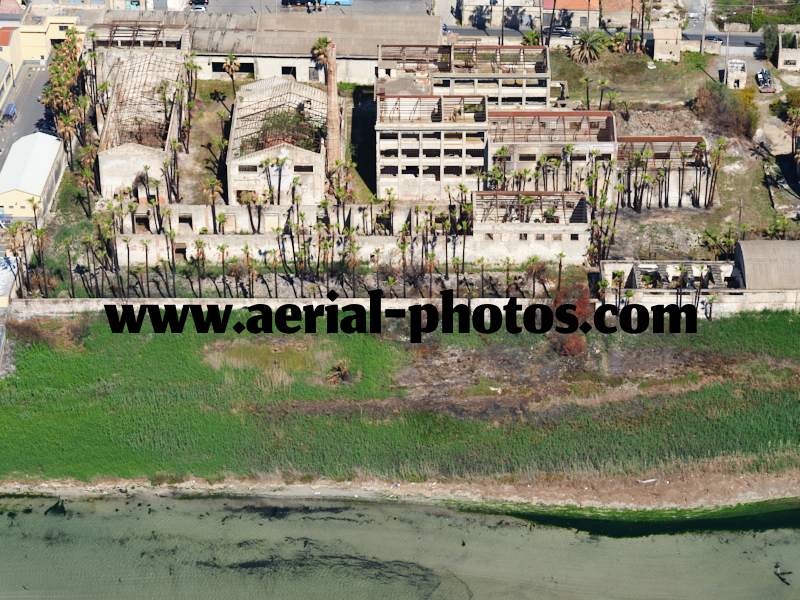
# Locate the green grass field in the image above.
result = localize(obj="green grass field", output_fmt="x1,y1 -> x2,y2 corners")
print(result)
0,311 -> 799,482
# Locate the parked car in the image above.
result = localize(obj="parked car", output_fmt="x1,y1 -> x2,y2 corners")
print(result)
190,4 -> 206,11
543,26 -> 568,36
2,102 -> 16,123
756,69 -> 776,93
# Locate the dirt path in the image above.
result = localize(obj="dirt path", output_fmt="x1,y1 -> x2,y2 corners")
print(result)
1,463 -> 799,510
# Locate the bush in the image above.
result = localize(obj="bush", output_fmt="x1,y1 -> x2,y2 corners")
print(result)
694,81 -> 758,138
683,52 -> 709,72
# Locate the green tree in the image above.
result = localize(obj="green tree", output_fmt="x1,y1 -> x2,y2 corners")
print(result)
763,23 -> 779,63
570,31 -> 605,64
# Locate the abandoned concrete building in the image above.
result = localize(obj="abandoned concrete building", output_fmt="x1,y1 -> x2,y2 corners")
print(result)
97,46 -> 184,201
616,136 -> 709,208
488,110 -> 617,191
114,187 -> 591,267
778,29 -> 800,72
227,77 -> 329,207
376,43 -> 558,201
600,241 -> 800,315
727,59 -> 747,89
375,95 -> 488,200
89,11 -> 442,85
377,44 -> 552,110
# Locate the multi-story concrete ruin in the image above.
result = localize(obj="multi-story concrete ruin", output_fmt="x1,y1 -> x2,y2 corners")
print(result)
600,241 -> 800,316
376,43 -> 554,202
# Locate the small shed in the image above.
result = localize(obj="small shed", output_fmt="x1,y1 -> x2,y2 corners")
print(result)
734,240 -> 800,289
0,132 -> 65,222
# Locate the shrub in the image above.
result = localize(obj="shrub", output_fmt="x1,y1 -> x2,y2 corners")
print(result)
6,320 -> 51,347
694,81 -> 758,138
557,333 -> 588,356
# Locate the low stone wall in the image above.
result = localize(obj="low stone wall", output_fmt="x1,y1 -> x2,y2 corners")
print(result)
623,289 -> 800,317
8,296 -> 554,320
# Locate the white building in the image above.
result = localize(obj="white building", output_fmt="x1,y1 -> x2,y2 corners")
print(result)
0,132 -> 65,222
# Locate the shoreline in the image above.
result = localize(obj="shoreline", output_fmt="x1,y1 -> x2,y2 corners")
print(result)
2,468 -> 800,513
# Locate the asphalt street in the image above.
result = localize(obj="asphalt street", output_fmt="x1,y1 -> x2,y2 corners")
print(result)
0,62 -> 50,171
204,0 -> 430,16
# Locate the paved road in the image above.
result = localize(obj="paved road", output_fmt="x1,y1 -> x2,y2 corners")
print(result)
205,0 -> 429,16
449,25 -> 763,46
0,62 -> 50,171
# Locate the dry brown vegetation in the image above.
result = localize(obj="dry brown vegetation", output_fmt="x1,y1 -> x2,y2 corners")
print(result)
5,317 -> 91,351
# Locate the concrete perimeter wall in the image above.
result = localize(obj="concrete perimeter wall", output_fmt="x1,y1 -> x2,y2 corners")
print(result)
9,291 -> 800,321
622,289 -> 800,317
8,296 -> 558,320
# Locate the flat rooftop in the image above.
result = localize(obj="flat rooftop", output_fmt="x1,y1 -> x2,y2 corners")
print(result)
92,11 -> 442,58
378,44 -> 548,75
377,95 -> 487,126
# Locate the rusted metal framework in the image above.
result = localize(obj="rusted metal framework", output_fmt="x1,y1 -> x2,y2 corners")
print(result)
473,190 -> 588,223
92,21 -> 185,48
616,136 -> 706,166
230,78 -> 327,160
377,95 -> 487,124
488,111 -> 615,143
378,43 -> 548,74
99,50 -> 185,151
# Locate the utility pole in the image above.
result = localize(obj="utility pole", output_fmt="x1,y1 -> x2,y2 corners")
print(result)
700,0 -> 708,55
539,0 -> 544,42
501,0 -> 506,45
724,28 -> 730,86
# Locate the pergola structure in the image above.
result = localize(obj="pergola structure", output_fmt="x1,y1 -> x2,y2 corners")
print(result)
617,136 -> 706,166
473,190 -> 588,224
91,20 -> 185,48
378,43 -> 548,75
377,95 -> 487,124
488,111 -> 615,144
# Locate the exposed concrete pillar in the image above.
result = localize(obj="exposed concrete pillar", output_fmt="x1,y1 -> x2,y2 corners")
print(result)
325,41 -> 341,174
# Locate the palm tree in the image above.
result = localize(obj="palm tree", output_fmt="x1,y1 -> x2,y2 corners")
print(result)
218,243 -> 229,298
581,76 -> 593,109
788,107 -> 800,155
521,30 -> 540,45
194,239 -> 206,298
598,79 -> 609,109
312,37 -> 341,173
222,53 -> 240,110
141,239 -> 151,298
202,176 -> 222,234
570,31 -> 605,65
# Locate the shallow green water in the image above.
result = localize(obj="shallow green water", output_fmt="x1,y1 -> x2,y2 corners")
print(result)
0,495 -> 798,599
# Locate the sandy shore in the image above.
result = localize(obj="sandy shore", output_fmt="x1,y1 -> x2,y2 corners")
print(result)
2,467 -> 799,510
